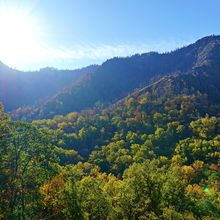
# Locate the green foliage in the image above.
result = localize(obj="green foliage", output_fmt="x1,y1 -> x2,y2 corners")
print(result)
0,113 -> 57,219
1,74 -> 220,219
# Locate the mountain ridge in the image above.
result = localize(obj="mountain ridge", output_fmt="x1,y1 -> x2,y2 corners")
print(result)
12,35 -> 220,120
0,35 -> 220,120
0,64 -> 99,111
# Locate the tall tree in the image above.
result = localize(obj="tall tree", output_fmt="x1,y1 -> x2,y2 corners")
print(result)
0,121 -> 57,219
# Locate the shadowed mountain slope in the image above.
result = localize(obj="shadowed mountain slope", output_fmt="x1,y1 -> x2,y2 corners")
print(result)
13,35 -> 220,120
0,64 -> 98,111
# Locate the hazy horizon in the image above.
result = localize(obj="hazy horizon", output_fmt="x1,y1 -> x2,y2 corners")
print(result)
1,38 -> 197,72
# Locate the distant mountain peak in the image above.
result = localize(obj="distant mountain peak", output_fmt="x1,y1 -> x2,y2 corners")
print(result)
39,67 -> 58,72
194,35 -> 220,68
195,35 -> 220,44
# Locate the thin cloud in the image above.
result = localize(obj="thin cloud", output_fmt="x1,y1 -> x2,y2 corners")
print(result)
0,40 -> 192,70
40,40 -> 190,60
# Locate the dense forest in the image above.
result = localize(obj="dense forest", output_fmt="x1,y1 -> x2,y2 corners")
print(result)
0,36 -> 220,219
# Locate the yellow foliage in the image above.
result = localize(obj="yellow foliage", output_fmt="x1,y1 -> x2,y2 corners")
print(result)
40,176 -> 65,213
192,160 -> 204,171
186,184 -> 204,199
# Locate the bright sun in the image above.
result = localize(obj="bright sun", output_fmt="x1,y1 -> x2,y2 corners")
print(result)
0,7 -> 42,68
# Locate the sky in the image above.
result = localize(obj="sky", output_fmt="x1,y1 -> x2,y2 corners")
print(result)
0,0 -> 220,71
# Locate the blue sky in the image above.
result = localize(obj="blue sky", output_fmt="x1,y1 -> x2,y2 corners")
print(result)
0,0 -> 220,70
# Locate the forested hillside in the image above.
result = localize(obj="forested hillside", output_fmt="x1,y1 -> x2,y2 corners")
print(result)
0,36 -> 220,219
0,64 -> 98,111
12,35 -> 220,120
1,93 -> 220,219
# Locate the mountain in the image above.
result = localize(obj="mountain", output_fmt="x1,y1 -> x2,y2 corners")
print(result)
0,64 -> 98,111
1,36 -> 220,219
13,35 -> 220,120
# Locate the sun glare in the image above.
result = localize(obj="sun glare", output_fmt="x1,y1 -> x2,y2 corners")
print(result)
0,7 -> 42,69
